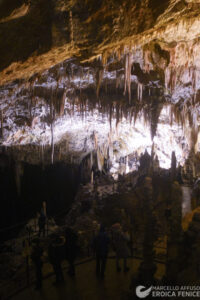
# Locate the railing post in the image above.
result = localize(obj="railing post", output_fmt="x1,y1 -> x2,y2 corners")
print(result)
26,255 -> 30,286
130,230 -> 133,258
46,218 -> 49,236
34,217 -> 37,233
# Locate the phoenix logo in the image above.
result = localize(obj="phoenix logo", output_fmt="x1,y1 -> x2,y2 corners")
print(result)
136,286 -> 152,298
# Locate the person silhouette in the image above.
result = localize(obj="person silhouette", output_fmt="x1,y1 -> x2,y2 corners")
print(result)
65,227 -> 78,277
31,238 -> 43,290
48,235 -> 65,285
93,225 -> 109,279
112,223 -> 130,272
38,210 -> 46,237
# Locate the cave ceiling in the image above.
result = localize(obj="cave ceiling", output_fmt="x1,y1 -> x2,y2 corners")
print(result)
0,0 -> 200,173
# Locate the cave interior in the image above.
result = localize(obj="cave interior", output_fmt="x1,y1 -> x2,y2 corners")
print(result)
1,0 -> 200,299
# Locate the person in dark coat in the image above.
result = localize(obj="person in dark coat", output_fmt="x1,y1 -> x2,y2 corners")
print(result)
112,223 -> 130,272
93,225 -> 109,278
48,235 -> 65,284
31,239 -> 43,290
65,227 -> 78,277
38,210 -> 46,237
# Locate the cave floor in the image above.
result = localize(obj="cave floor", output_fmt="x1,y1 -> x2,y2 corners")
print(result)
11,258 -> 165,300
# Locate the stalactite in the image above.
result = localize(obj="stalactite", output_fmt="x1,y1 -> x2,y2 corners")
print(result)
0,109 -> 3,139
192,68 -> 197,103
69,10 -> 74,47
108,138 -> 113,160
96,68 -> 104,98
120,105 -> 123,122
124,52 -> 133,103
50,93 -> 55,165
97,147 -> 104,171
41,142 -> 44,167
133,108 -> 139,125
59,92 -> 65,116
29,95 -> 33,120
109,103 -> 113,129
144,50 -> 151,73
195,131 -> 200,154
150,103 -> 162,140
165,67 -> 170,92
171,69 -> 177,92
93,131 -> 98,150
116,70 -> 120,90
125,156 -> 129,174
190,127 -> 198,152
137,83 -> 143,101
129,107 -> 134,124
165,47 -> 177,93
169,104 -> 174,126
116,103 -> 120,127
90,151 -> 93,170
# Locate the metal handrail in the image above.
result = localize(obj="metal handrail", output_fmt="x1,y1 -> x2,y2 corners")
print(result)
0,211 -> 167,300
0,224 -> 167,300
1,252 -> 166,300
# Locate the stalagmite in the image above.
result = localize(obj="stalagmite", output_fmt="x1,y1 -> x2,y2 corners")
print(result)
166,182 -> 182,282
171,151 -> 177,181
90,151 -> 93,170
138,177 -> 157,282
137,83 -> 143,101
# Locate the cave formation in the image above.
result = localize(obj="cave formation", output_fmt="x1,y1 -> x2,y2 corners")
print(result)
1,0 -> 200,298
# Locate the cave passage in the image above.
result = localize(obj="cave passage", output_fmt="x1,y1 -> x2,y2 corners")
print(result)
0,160 -> 81,240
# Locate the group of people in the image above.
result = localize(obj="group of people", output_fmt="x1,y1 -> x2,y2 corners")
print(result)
93,223 -> 130,279
31,223 -> 131,289
31,227 -> 78,289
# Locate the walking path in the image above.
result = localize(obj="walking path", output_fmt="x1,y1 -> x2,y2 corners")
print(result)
11,258 -> 165,300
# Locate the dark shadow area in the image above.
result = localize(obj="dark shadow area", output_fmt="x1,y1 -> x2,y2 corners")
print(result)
148,0 -> 170,20
0,0 -> 52,71
0,156 -> 81,241
0,0 -> 25,19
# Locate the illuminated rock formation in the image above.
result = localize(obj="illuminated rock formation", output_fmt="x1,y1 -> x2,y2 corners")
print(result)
0,0 -> 199,176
